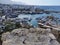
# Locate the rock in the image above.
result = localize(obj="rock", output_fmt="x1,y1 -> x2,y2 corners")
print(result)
1,32 -> 12,41
48,33 -> 56,40
1,28 -> 60,45
50,40 -> 60,45
29,28 -> 36,33
35,28 -> 49,35
11,28 -> 29,36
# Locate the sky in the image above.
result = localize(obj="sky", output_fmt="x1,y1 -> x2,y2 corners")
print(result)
0,0 -> 60,5
11,0 -> 60,5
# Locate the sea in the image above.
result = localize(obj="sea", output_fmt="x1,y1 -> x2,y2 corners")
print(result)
18,6 -> 60,27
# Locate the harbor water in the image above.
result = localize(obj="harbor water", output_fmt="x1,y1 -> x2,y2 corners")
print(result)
18,13 -> 60,27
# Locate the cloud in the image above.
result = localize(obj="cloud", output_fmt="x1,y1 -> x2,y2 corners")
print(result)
0,0 -> 26,5
0,0 -> 60,5
11,0 -> 60,5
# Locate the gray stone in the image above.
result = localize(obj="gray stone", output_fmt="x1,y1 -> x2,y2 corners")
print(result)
1,28 -> 60,45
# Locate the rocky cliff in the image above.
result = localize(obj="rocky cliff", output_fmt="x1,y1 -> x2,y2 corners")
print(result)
1,28 -> 60,45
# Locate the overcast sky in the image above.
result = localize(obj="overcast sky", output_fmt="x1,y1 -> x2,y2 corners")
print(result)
0,0 -> 60,5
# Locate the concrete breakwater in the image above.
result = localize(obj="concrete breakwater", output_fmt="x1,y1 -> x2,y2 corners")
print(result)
1,28 -> 60,45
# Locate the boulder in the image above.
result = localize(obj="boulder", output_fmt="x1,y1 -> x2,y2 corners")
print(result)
1,28 -> 60,45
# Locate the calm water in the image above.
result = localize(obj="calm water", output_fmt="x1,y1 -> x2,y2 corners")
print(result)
18,13 -> 60,27
18,6 -> 60,27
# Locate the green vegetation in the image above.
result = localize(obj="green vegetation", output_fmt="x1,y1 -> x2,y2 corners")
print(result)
5,22 -> 16,32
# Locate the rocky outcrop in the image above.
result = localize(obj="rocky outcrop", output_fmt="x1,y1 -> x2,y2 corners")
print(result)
1,28 -> 60,45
